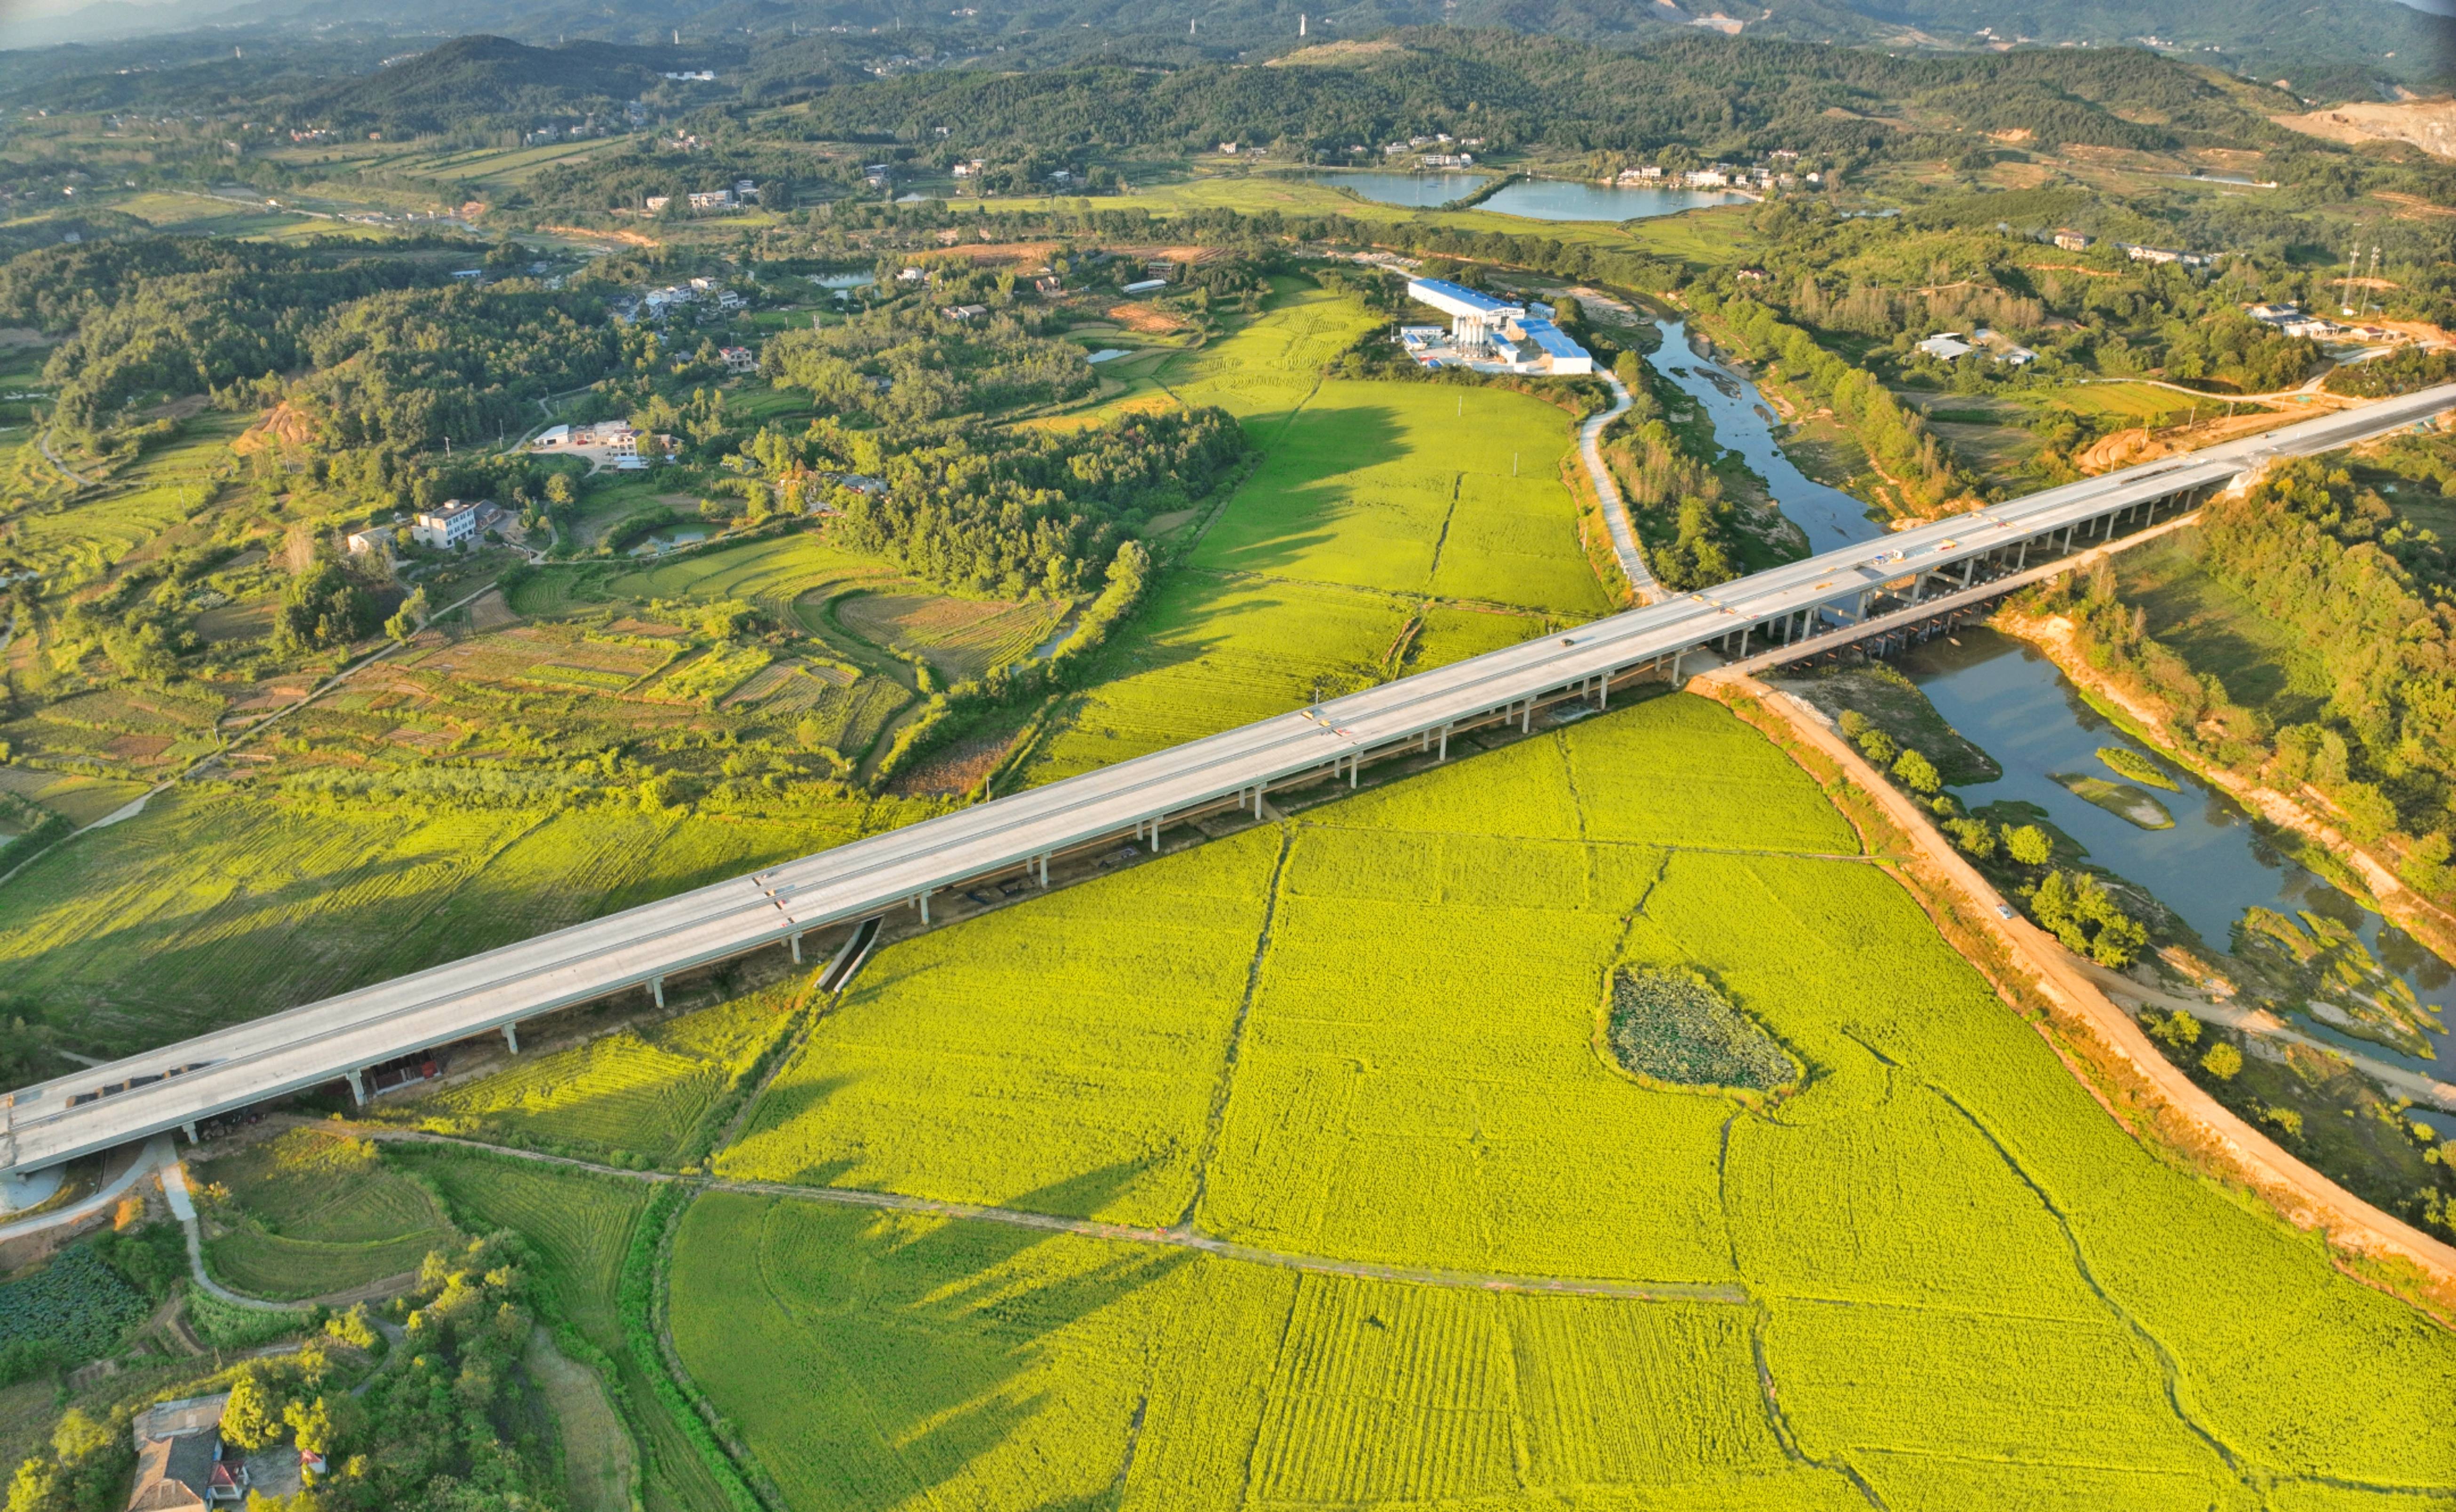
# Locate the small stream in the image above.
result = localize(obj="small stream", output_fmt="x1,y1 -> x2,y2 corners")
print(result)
1639,320 -> 1886,556
1899,629 -> 2454,1074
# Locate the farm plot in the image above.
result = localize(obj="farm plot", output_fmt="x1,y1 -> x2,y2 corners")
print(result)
830,591 -> 1064,684
717,827 -> 1283,1225
407,978 -> 804,1163
1188,380 -> 1603,615
198,1127 -> 459,1299
0,1246 -> 146,1364
691,688 -> 2456,1504
670,1194 -> 1851,1512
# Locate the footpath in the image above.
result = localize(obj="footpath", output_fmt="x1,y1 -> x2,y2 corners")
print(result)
1701,668 -> 2456,1289
1577,370 -> 1661,605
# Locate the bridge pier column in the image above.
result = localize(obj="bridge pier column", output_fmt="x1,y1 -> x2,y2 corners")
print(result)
1671,650 -> 1684,683
790,932 -> 803,964
1520,700 -> 1531,733
918,891 -> 930,925
1599,674 -> 1610,710
503,1022 -> 519,1054
1738,626 -> 1751,658
182,1122 -> 197,1142
1961,557 -> 1977,587
1038,853 -> 1049,887
651,977 -> 665,1010
345,1070 -> 365,1106
1149,819 -> 1162,851
1348,757 -> 1358,789
1437,724 -> 1450,761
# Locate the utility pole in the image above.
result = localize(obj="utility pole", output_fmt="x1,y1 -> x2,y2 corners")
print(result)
2366,246 -> 2382,317
2340,243 -> 2360,316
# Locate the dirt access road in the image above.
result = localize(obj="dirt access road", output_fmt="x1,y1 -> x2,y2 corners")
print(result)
1704,668 -> 2456,1287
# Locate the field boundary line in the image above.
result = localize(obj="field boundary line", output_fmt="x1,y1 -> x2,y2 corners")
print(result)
1179,824 -> 1294,1229
338,1127 -> 1747,1304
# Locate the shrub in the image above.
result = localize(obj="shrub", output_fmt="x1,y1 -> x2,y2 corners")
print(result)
2003,825 -> 2053,867
2200,1041 -> 2244,1081
1892,748 -> 1941,795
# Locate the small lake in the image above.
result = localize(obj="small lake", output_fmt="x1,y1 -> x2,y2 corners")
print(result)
1301,171 -> 1487,207
1640,319 -> 1884,555
1901,628 -> 2454,1070
1479,179 -> 1750,222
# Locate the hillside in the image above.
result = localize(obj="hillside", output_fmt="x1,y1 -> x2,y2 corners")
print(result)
299,35 -> 674,134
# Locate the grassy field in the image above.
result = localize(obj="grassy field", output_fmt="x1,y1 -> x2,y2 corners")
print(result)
681,689 -> 2456,1507
2115,535 -> 2333,728
0,787 -> 881,1054
395,1146 -> 734,1512
1023,280 -> 1612,786
198,1127 -> 459,1299
403,976 -> 806,1163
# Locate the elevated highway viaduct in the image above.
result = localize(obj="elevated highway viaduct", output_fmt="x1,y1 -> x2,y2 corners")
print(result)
5,383 -> 2450,1181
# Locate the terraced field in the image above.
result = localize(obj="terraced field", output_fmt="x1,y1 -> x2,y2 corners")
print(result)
680,691 -> 2456,1508
199,1127 -> 459,1299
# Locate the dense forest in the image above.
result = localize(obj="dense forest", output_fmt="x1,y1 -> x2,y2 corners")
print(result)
0,236 -> 616,448
782,31 -> 2299,165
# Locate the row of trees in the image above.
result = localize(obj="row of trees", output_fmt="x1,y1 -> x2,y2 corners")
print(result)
1697,291 -> 1974,513
2056,460 -> 2456,904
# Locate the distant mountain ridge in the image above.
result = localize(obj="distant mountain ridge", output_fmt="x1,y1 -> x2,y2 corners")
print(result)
4,0 -> 2449,101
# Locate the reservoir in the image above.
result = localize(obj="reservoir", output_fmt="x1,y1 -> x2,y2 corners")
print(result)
1641,319 -> 1884,555
1303,171 -> 1487,207
1480,179 -> 1749,221
1899,628 -> 2454,1069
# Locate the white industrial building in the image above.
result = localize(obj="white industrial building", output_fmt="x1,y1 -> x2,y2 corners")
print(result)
1402,278 -> 1594,376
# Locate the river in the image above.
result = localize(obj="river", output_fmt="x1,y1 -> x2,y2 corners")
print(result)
1643,311 -> 2456,1080
1639,319 -> 1885,555
1898,628 -> 2454,1075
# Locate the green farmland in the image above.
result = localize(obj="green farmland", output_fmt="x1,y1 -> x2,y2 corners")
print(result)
684,692 -> 2456,1508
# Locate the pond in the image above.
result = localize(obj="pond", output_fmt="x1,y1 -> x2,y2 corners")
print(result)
1299,171 -> 1488,207
812,272 -> 875,290
1478,179 -> 1751,222
1901,627 -> 2454,1071
1640,319 -> 1884,555
628,527 -> 710,557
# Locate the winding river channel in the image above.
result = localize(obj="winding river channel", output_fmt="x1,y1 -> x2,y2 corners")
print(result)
1653,316 -> 2456,1094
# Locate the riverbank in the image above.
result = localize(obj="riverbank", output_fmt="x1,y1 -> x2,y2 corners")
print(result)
1996,605 -> 2456,982
1696,667 -> 2456,1304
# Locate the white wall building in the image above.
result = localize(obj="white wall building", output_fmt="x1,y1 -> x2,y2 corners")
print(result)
1403,279 -> 1593,376
410,499 -> 486,551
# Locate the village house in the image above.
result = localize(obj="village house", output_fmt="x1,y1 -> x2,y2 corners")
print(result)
126,1395 -> 247,1510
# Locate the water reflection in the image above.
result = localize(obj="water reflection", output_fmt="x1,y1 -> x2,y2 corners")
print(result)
1900,627 -> 2453,1067
1640,320 -> 1885,555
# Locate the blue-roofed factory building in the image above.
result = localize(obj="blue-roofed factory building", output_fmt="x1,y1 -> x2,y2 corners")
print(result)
1402,278 -> 1594,376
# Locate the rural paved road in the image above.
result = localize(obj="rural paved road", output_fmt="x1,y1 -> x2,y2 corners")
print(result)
1579,369 -> 1661,605
1715,671 -> 2456,1285
34,427 -> 88,486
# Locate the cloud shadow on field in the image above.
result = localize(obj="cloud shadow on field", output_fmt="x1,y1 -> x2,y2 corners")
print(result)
688,1160 -> 1194,1509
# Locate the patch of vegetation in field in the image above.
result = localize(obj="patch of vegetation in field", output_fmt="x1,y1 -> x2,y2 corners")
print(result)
2112,535 -> 2332,730
409,978 -> 804,1164
1606,967 -> 1798,1092
392,1147 -> 735,1512
197,1127 -> 460,1299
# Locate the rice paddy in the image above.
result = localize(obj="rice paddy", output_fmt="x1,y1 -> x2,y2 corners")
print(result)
407,978 -> 805,1163
679,689 -> 2456,1507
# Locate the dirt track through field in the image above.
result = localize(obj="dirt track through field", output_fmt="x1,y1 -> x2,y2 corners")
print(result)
333,1124 -> 1749,1306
